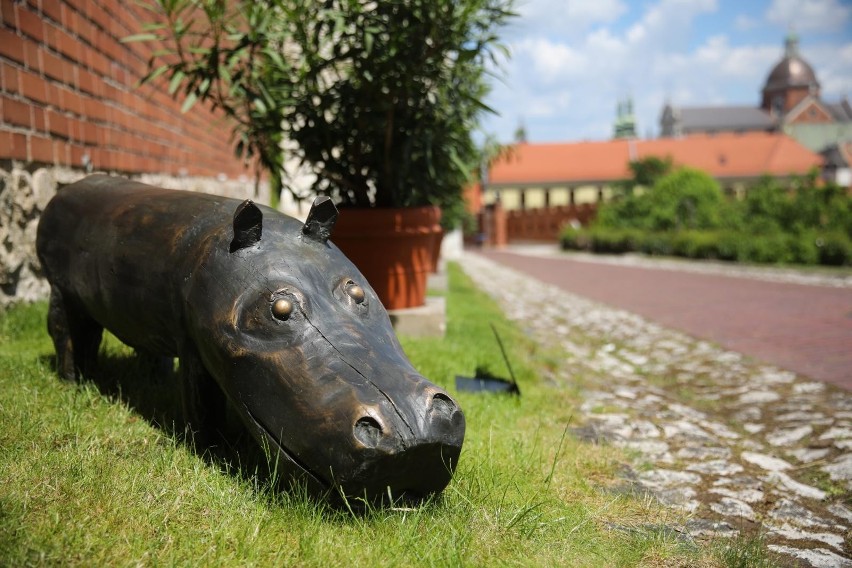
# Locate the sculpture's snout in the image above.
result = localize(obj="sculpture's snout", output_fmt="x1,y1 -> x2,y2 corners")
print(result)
353,415 -> 384,448
340,387 -> 465,503
352,391 -> 464,450
428,392 -> 465,440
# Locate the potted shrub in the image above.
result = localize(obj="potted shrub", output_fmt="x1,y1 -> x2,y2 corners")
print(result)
132,0 -> 515,308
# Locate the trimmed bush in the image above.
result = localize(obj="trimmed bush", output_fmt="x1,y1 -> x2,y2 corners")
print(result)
788,232 -> 820,266
559,166 -> 852,267
817,232 -> 852,266
637,232 -> 674,257
739,233 -> 793,264
671,231 -> 722,260
560,227 -> 852,267
715,232 -> 744,262
588,227 -> 639,254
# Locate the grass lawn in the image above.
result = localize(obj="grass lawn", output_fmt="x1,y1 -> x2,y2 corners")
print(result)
0,263 -> 734,566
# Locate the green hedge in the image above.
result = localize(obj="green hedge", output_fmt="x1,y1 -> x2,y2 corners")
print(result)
561,166 -> 852,267
560,227 -> 852,266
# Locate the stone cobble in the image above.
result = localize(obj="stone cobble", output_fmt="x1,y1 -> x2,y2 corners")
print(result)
461,252 -> 852,568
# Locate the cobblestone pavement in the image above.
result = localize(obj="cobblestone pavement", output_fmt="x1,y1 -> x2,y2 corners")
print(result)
478,248 -> 852,390
461,252 -> 852,568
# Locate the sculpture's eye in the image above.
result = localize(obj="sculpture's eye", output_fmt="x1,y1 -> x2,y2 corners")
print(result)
335,278 -> 368,312
346,283 -> 365,304
272,298 -> 293,320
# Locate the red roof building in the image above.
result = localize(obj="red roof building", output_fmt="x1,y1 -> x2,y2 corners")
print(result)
482,131 -> 823,211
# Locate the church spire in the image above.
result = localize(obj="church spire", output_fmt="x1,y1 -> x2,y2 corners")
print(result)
613,96 -> 637,139
784,29 -> 799,59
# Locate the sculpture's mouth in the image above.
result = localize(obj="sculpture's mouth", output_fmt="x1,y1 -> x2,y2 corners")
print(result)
243,406 -> 330,491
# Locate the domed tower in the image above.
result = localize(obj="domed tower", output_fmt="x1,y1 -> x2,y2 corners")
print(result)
761,32 -> 820,117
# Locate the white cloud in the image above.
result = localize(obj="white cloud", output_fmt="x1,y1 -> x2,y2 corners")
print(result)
805,43 -> 852,96
624,0 -> 719,49
766,0 -> 851,32
481,0 -> 852,143
514,38 -> 587,84
515,0 -> 628,37
487,0 -> 729,140
694,36 -> 778,80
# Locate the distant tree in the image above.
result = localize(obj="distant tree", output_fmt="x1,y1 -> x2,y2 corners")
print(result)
647,167 -> 724,231
628,156 -> 674,188
739,175 -> 790,233
597,166 -> 724,231
612,155 -> 674,197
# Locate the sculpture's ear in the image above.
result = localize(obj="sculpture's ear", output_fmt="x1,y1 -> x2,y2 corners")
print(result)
230,200 -> 263,253
301,196 -> 338,243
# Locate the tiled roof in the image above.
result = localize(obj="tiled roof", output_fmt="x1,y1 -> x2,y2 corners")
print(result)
488,132 -> 823,186
676,105 -> 776,131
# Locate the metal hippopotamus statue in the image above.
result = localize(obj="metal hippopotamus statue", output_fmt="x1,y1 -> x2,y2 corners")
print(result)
36,174 -> 465,503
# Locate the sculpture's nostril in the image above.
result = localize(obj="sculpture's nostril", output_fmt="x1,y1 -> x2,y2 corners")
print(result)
430,393 -> 456,421
354,416 -> 383,448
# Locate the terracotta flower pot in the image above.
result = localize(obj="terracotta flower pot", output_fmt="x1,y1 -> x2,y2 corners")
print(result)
332,206 -> 441,310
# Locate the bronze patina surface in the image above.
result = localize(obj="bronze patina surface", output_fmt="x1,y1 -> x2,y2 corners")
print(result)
36,175 -> 465,503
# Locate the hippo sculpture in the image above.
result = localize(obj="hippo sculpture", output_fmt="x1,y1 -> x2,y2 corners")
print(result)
36,175 -> 465,503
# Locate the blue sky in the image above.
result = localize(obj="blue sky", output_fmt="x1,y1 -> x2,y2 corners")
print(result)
480,0 -> 852,143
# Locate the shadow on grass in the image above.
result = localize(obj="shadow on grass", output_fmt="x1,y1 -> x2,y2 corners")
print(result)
37,350 -> 439,516
38,350 -> 312,499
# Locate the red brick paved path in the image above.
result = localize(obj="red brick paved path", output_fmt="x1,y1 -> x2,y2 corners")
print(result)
478,250 -> 852,391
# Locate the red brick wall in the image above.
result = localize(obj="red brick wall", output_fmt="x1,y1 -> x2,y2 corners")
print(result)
0,0 -> 247,178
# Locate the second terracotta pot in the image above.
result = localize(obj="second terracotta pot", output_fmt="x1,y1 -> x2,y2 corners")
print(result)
332,205 -> 441,310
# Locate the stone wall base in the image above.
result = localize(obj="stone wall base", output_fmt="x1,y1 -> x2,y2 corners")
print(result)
0,163 -> 270,308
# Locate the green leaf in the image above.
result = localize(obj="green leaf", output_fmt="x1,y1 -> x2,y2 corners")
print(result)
140,64 -> 169,85
168,71 -> 185,95
121,33 -> 159,43
264,48 -> 286,70
449,147 -> 471,178
180,92 -> 198,113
